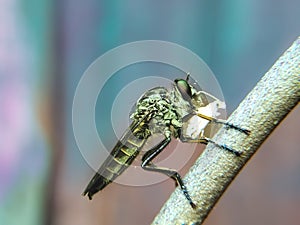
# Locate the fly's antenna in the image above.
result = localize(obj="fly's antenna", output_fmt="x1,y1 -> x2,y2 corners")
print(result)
185,72 -> 190,82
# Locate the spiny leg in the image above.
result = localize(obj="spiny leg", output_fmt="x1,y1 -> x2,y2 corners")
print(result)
196,113 -> 250,135
141,137 -> 197,209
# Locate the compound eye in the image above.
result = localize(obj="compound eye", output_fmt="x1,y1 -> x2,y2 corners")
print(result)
175,79 -> 192,102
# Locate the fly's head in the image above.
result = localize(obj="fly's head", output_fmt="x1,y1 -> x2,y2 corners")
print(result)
174,74 -> 226,114
173,74 -> 227,140
172,74 -> 200,117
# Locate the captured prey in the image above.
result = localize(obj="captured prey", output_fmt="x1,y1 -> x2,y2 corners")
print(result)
83,74 -> 250,209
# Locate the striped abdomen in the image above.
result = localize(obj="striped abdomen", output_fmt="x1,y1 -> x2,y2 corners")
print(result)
83,120 -> 149,200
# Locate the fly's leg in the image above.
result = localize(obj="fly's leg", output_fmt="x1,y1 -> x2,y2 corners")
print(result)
181,136 -> 242,156
143,163 -> 197,209
206,137 -> 242,156
196,113 -> 250,135
141,137 -> 197,209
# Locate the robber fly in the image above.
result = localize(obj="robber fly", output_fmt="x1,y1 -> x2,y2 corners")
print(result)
83,74 -> 250,209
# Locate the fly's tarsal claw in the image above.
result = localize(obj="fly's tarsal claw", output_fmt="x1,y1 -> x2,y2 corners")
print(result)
190,201 -> 197,209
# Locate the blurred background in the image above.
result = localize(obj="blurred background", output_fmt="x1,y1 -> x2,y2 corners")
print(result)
0,0 -> 299,225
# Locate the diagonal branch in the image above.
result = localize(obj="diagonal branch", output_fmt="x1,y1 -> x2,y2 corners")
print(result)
151,36 -> 300,225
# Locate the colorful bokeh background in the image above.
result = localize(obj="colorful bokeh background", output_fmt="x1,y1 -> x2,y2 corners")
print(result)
0,1 -> 299,225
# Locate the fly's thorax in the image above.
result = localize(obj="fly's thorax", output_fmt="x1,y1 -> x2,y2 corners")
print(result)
147,108 -> 182,135
130,87 -> 169,119
130,86 -> 184,138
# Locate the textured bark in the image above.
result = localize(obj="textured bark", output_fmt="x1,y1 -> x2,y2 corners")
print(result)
151,37 -> 300,225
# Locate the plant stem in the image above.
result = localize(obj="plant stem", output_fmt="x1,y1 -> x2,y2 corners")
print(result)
151,36 -> 300,225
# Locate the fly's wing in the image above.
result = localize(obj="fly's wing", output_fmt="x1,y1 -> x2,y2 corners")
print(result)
83,116 -> 150,200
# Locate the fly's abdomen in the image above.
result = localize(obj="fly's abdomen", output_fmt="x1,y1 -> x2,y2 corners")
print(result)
103,137 -> 146,180
83,136 -> 146,200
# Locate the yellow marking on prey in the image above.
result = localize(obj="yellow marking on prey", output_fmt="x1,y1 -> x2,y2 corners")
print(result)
196,113 -> 214,121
